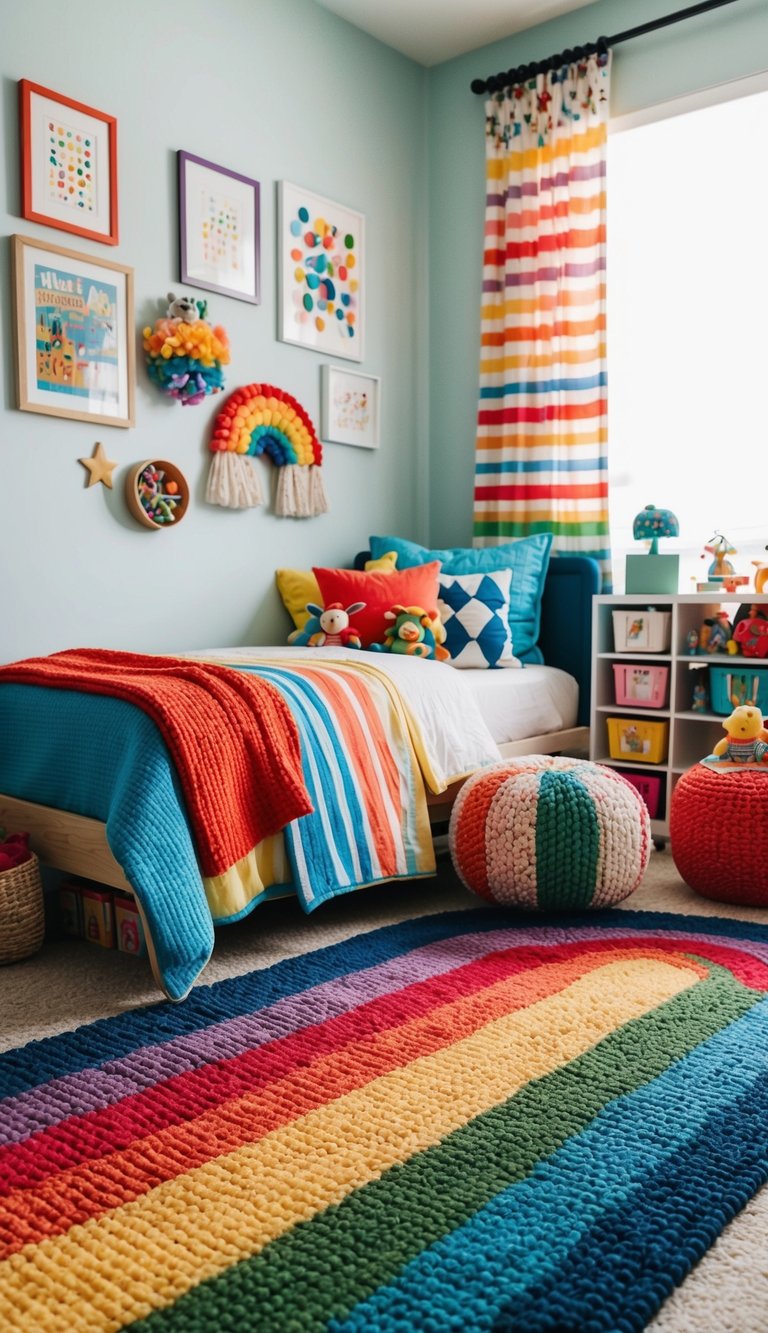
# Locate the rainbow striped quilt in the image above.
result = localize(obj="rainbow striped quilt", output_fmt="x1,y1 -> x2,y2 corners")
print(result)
2,906 -> 768,1330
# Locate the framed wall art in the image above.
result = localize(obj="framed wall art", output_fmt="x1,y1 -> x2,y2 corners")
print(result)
12,234 -> 135,428
320,365 -> 379,449
19,79 -> 118,245
179,151 -> 260,304
278,181 -> 364,361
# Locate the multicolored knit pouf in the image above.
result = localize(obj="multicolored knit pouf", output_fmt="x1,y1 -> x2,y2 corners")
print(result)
449,756 -> 651,910
670,763 -> 768,905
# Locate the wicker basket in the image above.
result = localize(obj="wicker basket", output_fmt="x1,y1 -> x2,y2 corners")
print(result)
0,853 -> 45,965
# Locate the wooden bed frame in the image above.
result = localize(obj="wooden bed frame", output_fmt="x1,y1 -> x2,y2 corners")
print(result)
0,556 -> 597,987
0,726 -> 589,899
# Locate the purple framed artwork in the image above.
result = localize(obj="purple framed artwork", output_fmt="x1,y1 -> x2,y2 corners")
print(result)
178,151 -> 260,304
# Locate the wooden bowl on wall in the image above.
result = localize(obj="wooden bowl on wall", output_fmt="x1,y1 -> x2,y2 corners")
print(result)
125,459 -> 190,530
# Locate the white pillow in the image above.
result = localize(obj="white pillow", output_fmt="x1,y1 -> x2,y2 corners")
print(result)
438,569 -> 521,669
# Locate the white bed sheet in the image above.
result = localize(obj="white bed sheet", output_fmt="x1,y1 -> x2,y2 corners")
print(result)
459,663 -> 579,746
192,647 -> 577,763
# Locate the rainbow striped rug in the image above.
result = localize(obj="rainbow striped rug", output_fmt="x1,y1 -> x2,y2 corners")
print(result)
2,907 -> 768,1331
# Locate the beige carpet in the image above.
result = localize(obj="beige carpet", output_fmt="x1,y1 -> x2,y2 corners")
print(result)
2,848 -> 767,1330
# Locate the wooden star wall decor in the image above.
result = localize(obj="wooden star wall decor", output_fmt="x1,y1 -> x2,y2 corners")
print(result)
79,441 -> 118,488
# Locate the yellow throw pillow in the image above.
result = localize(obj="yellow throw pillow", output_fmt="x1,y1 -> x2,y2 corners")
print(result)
365,551 -> 398,572
276,552 -> 398,630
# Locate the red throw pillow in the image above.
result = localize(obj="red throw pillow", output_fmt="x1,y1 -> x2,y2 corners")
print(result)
313,562 -> 441,648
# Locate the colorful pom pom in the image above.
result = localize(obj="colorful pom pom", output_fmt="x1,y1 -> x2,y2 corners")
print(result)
143,316 -> 230,405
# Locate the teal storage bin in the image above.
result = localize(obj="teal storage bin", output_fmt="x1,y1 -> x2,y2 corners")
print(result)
709,665 -> 768,715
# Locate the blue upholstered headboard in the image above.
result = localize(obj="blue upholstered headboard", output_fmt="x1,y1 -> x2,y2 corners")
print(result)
539,555 -> 599,726
353,551 -> 598,728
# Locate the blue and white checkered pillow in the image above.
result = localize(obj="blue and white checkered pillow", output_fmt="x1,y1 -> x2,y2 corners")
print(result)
438,569 -> 521,669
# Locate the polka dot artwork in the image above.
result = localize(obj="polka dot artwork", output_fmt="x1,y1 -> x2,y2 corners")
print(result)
280,183 -> 363,358
47,117 -> 94,214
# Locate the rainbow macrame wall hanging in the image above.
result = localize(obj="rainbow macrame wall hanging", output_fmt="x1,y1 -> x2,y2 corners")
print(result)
206,383 -> 328,518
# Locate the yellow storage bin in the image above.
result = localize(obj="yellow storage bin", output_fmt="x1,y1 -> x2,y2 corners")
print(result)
607,716 -> 669,764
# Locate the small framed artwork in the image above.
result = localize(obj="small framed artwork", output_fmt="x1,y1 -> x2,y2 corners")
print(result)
179,151 -> 260,304
320,365 -> 379,449
12,234 -> 135,428
278,181 -> 364,361
19,79 -> 118,245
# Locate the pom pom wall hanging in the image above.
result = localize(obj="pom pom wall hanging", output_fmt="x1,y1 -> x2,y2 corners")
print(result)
143,293 -> 230,406
206,382 -> 328,518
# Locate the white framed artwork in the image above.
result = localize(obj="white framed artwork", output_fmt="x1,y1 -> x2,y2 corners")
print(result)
278,182 -> 364,361
178,151 -> 260,304
320,365 -> 379,449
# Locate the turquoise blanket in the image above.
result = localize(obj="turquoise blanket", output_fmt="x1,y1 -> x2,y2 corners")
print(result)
0,663 -> 435,1001
0,685 -> 212,1000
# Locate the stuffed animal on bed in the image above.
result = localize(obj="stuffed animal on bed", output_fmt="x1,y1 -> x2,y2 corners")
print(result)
288,601 -> 366,648
369,605 -> 450,660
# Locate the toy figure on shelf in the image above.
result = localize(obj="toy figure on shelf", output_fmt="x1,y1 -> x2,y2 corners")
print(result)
752,548 -> 768,594
686,629 -> 699,655
696,610 -> 736,655
698,533 -> 748,592
691,676 -> 709,712
704,533 -> 737,580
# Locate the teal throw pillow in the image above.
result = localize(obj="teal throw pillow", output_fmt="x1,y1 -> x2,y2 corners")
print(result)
369,533 -> 553,663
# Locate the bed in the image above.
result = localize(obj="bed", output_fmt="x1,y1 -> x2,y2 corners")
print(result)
0,554 -> 598,1000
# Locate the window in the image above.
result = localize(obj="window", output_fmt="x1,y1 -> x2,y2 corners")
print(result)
607,77 -> 768,593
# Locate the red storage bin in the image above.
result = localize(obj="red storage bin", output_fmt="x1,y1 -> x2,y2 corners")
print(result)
620,770 -> 662,819
612,663 -> 669,709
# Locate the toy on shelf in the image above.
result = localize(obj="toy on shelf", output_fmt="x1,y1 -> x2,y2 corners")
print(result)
288,601 -> 365,648
698,532 -> 748,592
125,460 -> 189,529
706,704 -> 768,765
733,612 -> 768,658
370,606 -> 450,660
694,610 -> 736,656
625,504 -> 679,594
752,549 -> 768,593
706,611 -> 733,653
686,629 -> 699,655
691,675 -> 709,712
143,293 -> 230,405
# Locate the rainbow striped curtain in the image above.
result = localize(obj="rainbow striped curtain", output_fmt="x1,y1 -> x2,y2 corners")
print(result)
474,52 -> 612,590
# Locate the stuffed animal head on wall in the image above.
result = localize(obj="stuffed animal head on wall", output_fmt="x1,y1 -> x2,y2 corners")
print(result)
166,292 -> 200,323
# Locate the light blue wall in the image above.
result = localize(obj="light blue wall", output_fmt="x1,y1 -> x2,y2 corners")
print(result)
5,0 -> 768,662
426,0 -> 768,547
1,0 -> 428,660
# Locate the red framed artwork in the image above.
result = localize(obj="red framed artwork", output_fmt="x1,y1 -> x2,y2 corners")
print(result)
19,80 -> 118,245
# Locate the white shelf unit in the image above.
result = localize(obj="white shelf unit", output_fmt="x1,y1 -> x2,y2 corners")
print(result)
590,592 -> 768,843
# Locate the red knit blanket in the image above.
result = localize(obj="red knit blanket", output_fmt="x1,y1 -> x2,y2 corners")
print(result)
0,649 -> 312,877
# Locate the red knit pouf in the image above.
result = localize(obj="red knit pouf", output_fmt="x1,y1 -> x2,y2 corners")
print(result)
670,764 -> 768,905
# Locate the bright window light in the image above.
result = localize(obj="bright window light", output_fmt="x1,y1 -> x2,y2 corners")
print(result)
607,83 -> 768,593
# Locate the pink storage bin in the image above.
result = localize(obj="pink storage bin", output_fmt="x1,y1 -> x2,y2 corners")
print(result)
612,663 -> 669,709
620,770 -> 662,819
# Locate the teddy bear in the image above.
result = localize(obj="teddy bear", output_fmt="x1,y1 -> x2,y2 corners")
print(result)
370,605 -> 449,660
166,292 -> 204,323
711,704 -> 768,763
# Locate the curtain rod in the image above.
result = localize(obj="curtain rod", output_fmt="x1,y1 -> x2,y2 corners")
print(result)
470,0 -> 741,95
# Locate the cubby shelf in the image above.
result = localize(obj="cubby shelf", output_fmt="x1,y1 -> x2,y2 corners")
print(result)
590,592 -> 768,843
